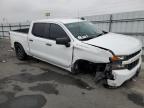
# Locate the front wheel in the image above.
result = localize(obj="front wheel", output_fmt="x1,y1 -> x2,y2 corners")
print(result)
15,43 -> 27,60
71,63 -> 80,75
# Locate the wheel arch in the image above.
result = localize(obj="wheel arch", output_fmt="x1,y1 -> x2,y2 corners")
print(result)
71,59 -> 107,73
14,42 -> 27,54
14,42 -> 25,51
14,41 -> 21,46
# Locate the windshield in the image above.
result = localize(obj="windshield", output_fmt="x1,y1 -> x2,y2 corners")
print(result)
65,21 -> 104,41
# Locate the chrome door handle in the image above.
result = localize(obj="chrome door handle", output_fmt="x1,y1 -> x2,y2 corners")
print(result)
46,43 -> 52,46
29,39 -> 33,42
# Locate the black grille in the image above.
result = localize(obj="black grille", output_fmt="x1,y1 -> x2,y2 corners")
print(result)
124,50 -> 141,61
126,59 -> 139,70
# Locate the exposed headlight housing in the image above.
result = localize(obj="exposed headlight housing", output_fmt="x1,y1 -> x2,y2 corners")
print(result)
110,56 -> 126,70
112,63 -> 126,70
110,56 -> 125,62
118,56 -> 126,61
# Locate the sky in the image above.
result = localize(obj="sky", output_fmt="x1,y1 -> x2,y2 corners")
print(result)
0,0 -> 144,23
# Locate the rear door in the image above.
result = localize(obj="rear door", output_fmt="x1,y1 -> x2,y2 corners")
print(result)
28,23 -> 52,60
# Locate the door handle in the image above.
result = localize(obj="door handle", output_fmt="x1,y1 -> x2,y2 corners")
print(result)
46,43 -> 52,46
29,39 -> 33,42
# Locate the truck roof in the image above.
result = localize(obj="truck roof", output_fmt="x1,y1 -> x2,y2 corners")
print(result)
35,18 -> 84,24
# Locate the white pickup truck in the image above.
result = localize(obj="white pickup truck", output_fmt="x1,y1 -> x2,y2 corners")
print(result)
10,19 -> 142,87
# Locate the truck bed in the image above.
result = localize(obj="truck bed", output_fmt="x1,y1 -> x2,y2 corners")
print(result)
13,28 -> 29,34
10,28 -> 29,50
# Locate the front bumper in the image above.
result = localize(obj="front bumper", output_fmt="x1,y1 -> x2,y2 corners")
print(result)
107,56 -> 142,87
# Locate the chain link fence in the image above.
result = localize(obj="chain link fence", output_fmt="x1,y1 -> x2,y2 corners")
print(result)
1,11 -> 144,48
0,23 -> 30,38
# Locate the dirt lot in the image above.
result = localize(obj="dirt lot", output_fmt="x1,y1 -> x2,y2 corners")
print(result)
0,38 -> 144,108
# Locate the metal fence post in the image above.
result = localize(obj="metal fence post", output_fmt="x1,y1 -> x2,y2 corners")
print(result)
19,23 -> 21,29
9,24 -> 11,31
109,15 -> 113,32
8,24 -> 12,38
1,24 -> 4,38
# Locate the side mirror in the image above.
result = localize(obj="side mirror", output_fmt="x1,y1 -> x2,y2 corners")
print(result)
56,37 -> 71,47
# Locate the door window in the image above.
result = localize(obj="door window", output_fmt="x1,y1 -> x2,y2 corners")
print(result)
50,23 -> 68,40
32,23 -> 50,39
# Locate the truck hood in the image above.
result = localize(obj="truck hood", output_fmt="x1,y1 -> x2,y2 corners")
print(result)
84,33 -> 142,55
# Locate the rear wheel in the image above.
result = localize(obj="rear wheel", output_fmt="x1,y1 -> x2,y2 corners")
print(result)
15,43 -> 27,60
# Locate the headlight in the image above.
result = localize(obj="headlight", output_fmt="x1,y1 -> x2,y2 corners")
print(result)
110,55 -> 126,70
110,55 -> 125,62
112,63 -> 126,70
118,56 -> 126,60
110,56 -> 120,62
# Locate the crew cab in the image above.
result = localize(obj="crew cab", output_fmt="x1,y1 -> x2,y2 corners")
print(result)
10,19 -> 142,87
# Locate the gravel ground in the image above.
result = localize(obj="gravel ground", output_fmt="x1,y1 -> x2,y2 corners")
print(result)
0,38 -> 144,108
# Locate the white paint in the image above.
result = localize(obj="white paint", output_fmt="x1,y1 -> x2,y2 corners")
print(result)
10,19 -> 142,87
84,33 -> 142,55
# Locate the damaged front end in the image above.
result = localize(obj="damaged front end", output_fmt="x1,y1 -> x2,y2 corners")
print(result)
94,56 -> 124,87
94,62 -> 114,84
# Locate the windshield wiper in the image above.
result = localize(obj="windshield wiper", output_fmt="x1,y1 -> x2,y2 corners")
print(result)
97,33 -> 103,37
96,31 -> 108,37
102,31 -> 108,34
80,36 -> 95,41
80,31 -> 108,41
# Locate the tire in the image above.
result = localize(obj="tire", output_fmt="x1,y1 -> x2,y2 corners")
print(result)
94,72 -> 105,83
71,62 -> 80,75
15,43 -> 27,60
